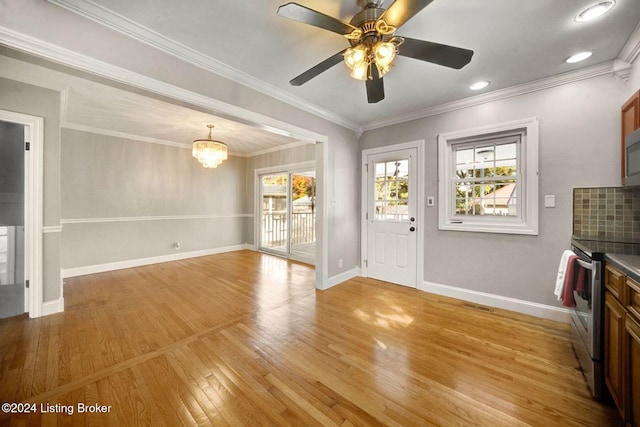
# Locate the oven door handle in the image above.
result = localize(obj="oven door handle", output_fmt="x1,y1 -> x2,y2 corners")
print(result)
576,259 -> 593,270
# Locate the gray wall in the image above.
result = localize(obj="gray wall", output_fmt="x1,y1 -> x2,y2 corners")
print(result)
60,129 -> 247,269
360,74 -> 628,306
0,77 -> 61,302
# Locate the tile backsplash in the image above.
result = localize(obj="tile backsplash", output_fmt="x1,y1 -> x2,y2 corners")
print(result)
573,186 -> 640,239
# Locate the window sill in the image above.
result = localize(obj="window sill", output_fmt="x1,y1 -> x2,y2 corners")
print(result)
438,220 -> 538,236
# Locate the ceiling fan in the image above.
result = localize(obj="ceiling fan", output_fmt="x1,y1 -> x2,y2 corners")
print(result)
277,0 -> 474,103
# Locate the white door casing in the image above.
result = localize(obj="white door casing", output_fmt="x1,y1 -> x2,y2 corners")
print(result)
361,142 -> 424,288
0,110 -> 44,317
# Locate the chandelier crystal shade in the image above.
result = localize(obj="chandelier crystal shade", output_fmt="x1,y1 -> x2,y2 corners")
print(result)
192,124 -> 228,169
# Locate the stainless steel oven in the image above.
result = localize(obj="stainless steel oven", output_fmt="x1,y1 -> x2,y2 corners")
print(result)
569,242 -> 604,399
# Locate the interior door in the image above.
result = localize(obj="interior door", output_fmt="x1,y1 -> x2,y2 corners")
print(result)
0,120 -> 26,319
366,148 -> 417,287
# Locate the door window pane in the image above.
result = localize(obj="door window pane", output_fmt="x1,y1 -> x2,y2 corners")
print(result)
374,159 -> 410,221
290,171 -> 316,260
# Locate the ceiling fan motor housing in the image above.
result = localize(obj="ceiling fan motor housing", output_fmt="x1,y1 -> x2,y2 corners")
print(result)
349,6 -> 387,47
357,0 -> 383,9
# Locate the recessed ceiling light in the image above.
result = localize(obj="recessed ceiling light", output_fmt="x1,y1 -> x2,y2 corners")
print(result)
575,1 -> 616,23
566,51 -> 593,63
470,81 -> 490,91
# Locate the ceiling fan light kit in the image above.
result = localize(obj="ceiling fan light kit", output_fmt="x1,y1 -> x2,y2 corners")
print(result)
343,38 -> 402,81
277,0 -> 474,103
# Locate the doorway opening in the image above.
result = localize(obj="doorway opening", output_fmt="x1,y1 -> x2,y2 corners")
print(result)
0,120 -> 26,319
0,110 -> 43,318
259,169 -> 316,265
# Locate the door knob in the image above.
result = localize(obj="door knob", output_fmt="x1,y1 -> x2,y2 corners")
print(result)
410,217 -> 415,222
409,226 -> 415,232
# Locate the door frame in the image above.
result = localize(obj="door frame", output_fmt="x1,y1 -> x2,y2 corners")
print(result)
254,160 -> 316,264
361,140 -> 424,287
0,110 -> 44,318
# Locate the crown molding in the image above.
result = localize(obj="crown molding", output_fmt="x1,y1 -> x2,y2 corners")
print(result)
618,21 -> 640,64
612,59 -> 632,82
361,61 -> 619,131
0,25 -> 330,145
46,0 -> 360,133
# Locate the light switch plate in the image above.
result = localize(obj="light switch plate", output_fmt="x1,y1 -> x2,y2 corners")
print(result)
544,195 -> 556,208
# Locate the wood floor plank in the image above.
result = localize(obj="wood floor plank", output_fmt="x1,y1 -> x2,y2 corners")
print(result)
0,250 -> 623,426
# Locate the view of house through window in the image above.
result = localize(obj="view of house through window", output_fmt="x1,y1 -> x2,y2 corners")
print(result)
438,118 -> 538,235
375,159 -> 409,221
260,171 -> 316,262
454,138 -> 518,217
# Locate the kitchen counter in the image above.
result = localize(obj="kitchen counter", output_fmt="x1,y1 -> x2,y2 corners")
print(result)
571,235 -> 640,282
605,253 -> 640,282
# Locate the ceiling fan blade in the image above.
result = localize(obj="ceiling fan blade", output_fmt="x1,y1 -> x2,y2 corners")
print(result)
366,66 -> 385,103
399,37 -> 474,69
380,0 -> 434,29
290,49 -> 347,86
278,3 -> 357,35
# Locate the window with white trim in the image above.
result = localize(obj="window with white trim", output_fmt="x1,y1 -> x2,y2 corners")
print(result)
438,118 -> 539,235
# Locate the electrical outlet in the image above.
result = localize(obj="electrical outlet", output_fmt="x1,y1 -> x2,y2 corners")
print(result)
338,258 -> 343,268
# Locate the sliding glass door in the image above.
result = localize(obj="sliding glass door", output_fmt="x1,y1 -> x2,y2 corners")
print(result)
259,170 -> 316,264
260,173 -> 288,255
290,171 -> 316,260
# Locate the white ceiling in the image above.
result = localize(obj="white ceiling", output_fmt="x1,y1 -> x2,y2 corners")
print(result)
48,0 -> 640,130
65,84 -> 304,155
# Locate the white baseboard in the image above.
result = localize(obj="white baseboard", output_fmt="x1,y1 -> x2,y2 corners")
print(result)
61,244 -> 253,278
419,281 -> 572,323
324,267 -> 361,290
41,297 -> 64,316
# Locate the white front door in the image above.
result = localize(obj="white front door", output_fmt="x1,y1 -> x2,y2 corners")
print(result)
366,148 -> 417,287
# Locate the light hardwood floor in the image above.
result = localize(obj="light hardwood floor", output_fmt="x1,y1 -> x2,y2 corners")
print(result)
0,250 -> 623,426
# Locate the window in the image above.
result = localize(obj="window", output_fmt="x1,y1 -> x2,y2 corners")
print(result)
375,159 -> 409,221
438,118 -> 539,235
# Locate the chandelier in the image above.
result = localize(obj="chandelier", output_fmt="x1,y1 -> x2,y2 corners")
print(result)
343,19 -> 404,81
192,124 -> 228,169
